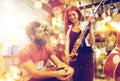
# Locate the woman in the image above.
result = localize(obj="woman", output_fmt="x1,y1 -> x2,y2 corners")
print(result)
63,6 -> 95,81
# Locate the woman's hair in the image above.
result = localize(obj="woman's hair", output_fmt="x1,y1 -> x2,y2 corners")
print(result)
63,6 -> 83,35
26,21 -> 41,38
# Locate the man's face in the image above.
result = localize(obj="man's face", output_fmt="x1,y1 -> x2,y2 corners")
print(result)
34,26 -> 47,46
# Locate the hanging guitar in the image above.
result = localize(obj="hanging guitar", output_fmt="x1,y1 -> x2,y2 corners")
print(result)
114,62 -> 120,81
103,31 -> 120,80
107,0 -> 118,15
70,0 -> 107,61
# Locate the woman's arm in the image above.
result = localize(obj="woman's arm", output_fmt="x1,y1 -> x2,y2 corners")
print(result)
88,16 -> 95,45
88,26 -> 95,45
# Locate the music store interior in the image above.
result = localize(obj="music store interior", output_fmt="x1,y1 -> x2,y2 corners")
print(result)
0,0 -> 120,81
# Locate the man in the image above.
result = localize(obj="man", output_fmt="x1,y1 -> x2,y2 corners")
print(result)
18,21 -> 74,81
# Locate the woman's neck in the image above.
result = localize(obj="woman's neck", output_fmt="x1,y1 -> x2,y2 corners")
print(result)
71,21 -> 81,32
73,21 -> 80,27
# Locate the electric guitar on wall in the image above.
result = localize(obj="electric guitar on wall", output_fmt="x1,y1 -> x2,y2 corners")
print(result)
103,31 -> 120,81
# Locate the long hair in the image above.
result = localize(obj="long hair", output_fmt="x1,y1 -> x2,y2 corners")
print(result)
63,6 -> 83,36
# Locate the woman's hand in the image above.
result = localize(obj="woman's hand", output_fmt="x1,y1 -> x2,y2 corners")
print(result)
88,16 -> 95,25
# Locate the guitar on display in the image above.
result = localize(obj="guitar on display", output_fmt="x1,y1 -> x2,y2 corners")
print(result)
103,31 -> 120,81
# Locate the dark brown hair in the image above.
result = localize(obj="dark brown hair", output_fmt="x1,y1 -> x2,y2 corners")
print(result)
26,21 -> 41,38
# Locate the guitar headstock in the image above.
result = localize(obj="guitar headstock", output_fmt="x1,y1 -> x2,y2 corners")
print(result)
107,3 -> 119,15
90,0 -> 107,18
89,5 -> 99,18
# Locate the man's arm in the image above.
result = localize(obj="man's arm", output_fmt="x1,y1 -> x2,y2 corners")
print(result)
21,59 -> 71,80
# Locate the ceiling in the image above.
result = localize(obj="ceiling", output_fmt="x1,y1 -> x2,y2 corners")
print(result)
23,0 -> 120,15
23,0 -> 62,14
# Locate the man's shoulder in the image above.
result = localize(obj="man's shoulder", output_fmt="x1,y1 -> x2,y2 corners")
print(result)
19,44 -> 32,54
44,44 -> 53,51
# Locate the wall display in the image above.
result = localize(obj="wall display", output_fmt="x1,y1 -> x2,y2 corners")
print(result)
103,31 -> 120,80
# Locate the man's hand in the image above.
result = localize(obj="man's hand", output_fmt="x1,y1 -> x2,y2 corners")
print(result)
50,54 -> 74,80
56,69 -> 70,81
63,67 -> 74,81
56,67 -> 74,81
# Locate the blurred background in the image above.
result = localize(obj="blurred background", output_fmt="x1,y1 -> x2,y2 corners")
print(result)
0,0 -> 120,81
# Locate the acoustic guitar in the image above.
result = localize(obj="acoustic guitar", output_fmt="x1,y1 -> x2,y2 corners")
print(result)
103,46 -> 120,78
114,62 -> 120,81
103,31 -> 120,80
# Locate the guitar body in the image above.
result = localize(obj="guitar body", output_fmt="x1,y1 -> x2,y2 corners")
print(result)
104,31 -> 120,80
103,46 -> 120,78
114,62 -> 120,81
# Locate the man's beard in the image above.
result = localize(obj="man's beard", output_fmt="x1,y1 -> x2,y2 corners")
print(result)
34,37 -> 47,47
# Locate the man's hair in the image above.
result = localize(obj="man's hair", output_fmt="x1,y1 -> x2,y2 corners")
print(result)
26,21 -> 41,38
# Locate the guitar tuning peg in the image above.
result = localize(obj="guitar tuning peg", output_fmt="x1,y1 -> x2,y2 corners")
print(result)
89,7 -> 99,18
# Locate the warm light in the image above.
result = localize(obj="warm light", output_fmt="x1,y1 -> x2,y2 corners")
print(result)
101,20 -> 106,25
12,73 -> 20,80
110,21 -> 117,28
115,22 -> 120,31
101,12 -> 106,19
70,1 -> 80,7
52,7 -> 62,16
3,2 -> 16,11
94,47 -> 101,58
50,36 -> 57,47
0,15 -> 29,48
6,77 -> 13,81
113,55 -> 120,64
41,0 -> 49,3
52,17 -> 57,26
34,1 -> 42,9
104,16 -> 112,22
59,33 -> 64,39
60,39 -> 65,45
97,64 -> 102,70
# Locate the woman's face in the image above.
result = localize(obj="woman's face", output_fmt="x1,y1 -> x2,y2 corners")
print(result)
68,10 -> 79,24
